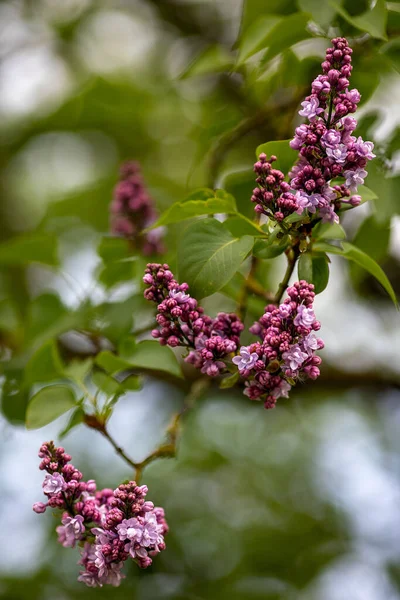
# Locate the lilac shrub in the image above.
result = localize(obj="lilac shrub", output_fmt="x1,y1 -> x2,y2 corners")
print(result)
252,37 -> 374,224
33,442 -> 168,588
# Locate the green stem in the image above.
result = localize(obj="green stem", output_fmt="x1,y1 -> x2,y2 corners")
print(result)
273,245 -> 300,305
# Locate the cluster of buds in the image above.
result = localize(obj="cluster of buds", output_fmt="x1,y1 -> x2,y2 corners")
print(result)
252,37 -> 375,224
33,442 -> 168,588
110,161 -> 165,255
233,281 -> 324,409
143,263 -> 244,377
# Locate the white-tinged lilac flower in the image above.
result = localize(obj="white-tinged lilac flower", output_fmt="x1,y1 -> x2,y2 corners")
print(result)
344,168 -> 367,191
169,289 -> 190,303
77,571 -> 100,588
271,379 -> 291,399
301,333 -> 324,355
326,143 -> 348,164
232,346 -> 259,372
57,515 -> 85,547
294,305 -> 316,328
354,136 -> 375,160
299,97 -> 324,121
321,129 -> 342,149
42,473 -> 66,495
282,344 -> 308,371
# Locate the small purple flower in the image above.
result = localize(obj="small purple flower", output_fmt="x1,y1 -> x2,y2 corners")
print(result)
311,76 -> 330,94
232,346 -> 259,372
319,204 -> 339,224
295,191 -> 323,215
321,129 -> 342,149
57,515 -> 85,547
282,344 -> 308,371
301,333 -> 320,354
299,97 -> 324,121
344,168 -> 367,191
169,289 -> 190,303
354,136 -> 375,160
294,305 -> 316,328
43,473 -> 66,495
326,143 -> 348,164
346,88 -> 361,104
200,359 -> 225,377
279,304 -> 292,318
271,379 -> 291,399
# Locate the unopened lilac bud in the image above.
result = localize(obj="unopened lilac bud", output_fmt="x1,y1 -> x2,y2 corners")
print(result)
33,502 -> 47,514
349,195 -> 361,206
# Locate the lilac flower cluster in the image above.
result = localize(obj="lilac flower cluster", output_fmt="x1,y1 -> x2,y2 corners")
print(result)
110,161 -> 165,255
251,154 -> 297,222
33,442 -> 168,588
143,263 -> 244,376
251,38 -> 375,224
233,281 -> 324,409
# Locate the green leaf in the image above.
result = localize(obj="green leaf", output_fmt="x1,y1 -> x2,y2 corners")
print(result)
381,39 -> 400,73
96,341 -> 183,379
253,233 -> 289,259
223,214 -> 266,237
120,374 -> 142,391
25,340 -> 64,385
98,259 -> 136,289
93,297 -> 135,343
97,237 -> 131,262
96,351 -> 132,375
26,384 -> 77,429
298,252 -> 330,294
178,218 -> 254,298
221,169 -> 256,219
313,241 -> 397,306
59,406 -> 85,439
352,215 -> 390,262
180,45 -> 234,79
64,358 -> 94,385
260,12 -> 313,64
0,233 -> 59,266
255,140 -> 298,176
219,371 -> 240,389
313,221 -> 346,241
151,189 -> 237,228
297,0 -> 337,27
330,0 -> 388,40
237,15 -> 281,63
119,340 -> 183,379
92,371 -> 122,396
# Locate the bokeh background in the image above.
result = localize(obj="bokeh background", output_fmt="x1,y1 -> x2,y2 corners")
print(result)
1,0 -> 400,598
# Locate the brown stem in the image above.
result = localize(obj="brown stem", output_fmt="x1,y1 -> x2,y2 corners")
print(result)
85,378 -> 211,482
273,245 -> 300,305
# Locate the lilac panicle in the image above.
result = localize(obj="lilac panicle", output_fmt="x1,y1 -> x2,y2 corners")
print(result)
143,263 -> 244,377
110,161 -> 165,255
234,281 -> 324,409
33,442 -> 168,588
252,38 -> 375,224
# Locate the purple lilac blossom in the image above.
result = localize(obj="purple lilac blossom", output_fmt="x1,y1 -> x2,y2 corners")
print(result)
143,263 -> 243,377
233,281 -> 324,409
110,161 -> 165,255
33,443 -> 168,588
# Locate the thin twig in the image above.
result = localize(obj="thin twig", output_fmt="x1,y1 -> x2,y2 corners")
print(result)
85,378 -> 211,482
